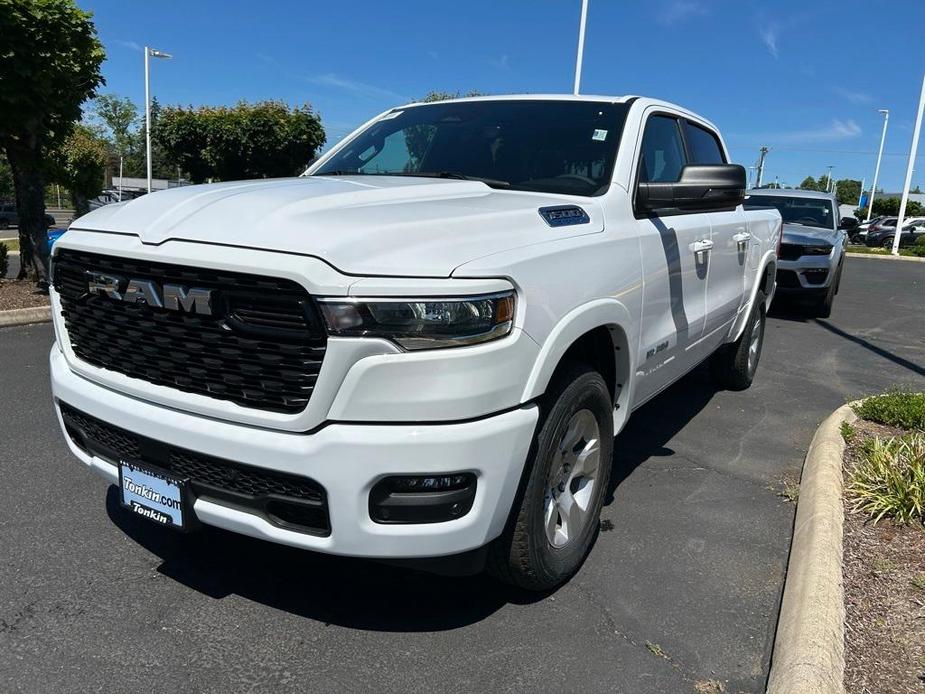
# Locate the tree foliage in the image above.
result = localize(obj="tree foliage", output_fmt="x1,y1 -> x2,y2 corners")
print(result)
0,0 -> 104,280
94,94 -> 138,155
855,197 -> 924,220
48,124 -> 108,217
0,153 -> 12,201
799,176 -> 820,191
834,178 -> 862,206
418,90 -> 485,103
153,101 -> 326,183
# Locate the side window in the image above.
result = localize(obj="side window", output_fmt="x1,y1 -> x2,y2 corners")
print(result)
639,115 -> 686,183
684,121 -> 726,165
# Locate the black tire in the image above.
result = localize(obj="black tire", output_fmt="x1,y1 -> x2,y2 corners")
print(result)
814,262 -> 842,318
710,290 -> 766,391
0,219 -> 8,231
488,361 -> 613,591
881,237 -> 894,249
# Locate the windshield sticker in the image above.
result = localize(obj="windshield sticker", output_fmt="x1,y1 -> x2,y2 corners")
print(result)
380,110 -> 403,120
592,129 -> 608,141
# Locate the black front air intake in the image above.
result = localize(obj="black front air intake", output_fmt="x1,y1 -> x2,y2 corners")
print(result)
52,249 -> 327,414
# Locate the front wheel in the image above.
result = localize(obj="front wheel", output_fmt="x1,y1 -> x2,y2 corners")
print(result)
881,237 -> 895,249
710,291 -> 766,391
488,362 -> 613,591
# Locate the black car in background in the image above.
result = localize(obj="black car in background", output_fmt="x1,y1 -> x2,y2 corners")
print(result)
0,203 -> 56,230
865,217 -> 925,248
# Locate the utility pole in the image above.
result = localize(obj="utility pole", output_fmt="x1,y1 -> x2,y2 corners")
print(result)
573,0 -> 589,95
891,74 -> 925,256
755,146 -> 769,188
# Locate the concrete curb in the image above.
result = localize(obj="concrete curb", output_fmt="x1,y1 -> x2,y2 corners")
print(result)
0,305 -> 52,327
846,251 -> 925,263
766,403 -> 857,694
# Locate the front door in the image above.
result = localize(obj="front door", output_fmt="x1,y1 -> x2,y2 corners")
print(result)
632,114 -> 712,406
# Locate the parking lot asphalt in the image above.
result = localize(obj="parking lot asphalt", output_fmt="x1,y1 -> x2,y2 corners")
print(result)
1,256 -> 923,694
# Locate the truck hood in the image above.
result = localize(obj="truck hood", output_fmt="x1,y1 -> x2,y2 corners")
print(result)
73,176 -> 604,277
781,223 -> 839,246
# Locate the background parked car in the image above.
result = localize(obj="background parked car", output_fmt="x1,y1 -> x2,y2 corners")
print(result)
850,215 -> 884,244
865,217 -> 925,248
0,203 -> 57,230
744,188 -> 847,317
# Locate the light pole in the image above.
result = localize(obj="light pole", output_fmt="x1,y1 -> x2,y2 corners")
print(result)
866,109 -> 889,221
891,74 -> 925,256
573,0 -> 589,95
145,46 -> 172,194
825,165 -> 834,194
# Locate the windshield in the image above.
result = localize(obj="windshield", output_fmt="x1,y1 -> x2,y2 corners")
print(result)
312,100 -> 630,196
744,194 -> 836,230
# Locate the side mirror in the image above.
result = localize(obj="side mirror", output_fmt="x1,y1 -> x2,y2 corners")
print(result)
839,217 -> 858,230
637,164 -> 746,213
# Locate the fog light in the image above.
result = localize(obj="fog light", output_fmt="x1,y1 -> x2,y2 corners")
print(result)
370,473 -> 477,524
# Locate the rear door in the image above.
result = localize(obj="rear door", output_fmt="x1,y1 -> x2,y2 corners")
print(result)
632,113 -> 712,405
683,120 -> 749,344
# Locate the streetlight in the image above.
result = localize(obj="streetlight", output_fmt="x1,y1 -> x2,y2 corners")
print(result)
866,109 -> 889,221
573,0 -> 589,94
145,46 -> 172,194
891,74 -> 925,256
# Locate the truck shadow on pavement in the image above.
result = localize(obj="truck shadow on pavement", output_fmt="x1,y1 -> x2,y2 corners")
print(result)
769,298 -> 925,378
105,367 -> 720,631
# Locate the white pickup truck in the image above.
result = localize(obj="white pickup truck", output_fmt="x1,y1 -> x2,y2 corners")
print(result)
49,95 -> 780,589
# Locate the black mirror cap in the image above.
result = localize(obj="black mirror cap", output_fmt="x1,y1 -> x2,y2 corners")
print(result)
839,217 -> 859,230
637,164 -> 747,213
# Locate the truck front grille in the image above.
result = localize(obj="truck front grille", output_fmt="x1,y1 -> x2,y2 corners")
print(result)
59,403 -> 330,535
52,249 -> 327,414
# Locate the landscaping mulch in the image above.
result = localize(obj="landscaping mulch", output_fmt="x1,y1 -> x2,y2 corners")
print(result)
0,279 -> 51,311
843,419 -> 925,694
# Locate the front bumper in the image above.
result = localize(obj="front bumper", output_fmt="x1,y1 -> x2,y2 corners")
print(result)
51,346 -> 539,558
775,254 -> 837,294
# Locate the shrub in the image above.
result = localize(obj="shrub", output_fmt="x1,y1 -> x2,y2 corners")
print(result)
0,242 -> 7,278
847,434 -> 925,524
854,390 -> 925,430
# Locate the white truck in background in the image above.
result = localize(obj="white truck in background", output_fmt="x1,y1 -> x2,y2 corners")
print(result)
49,95 -> 780,590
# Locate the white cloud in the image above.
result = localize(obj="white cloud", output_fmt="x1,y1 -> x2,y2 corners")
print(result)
490,54 -> 510,71
304,74 -> 408,102
733,119 -> 863,145
831,86 -> 874,105
113,39 -> 143,52
760,24 -> 779,58
658,1 -> 707,25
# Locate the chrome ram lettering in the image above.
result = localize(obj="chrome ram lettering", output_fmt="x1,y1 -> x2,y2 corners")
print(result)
85,270 -> 214,315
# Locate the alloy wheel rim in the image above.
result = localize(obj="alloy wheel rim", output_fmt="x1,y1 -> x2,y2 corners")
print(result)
544,408 -> 601,548
748,313 -> 763,375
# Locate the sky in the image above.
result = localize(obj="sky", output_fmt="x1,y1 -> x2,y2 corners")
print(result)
82,0 -> 925,193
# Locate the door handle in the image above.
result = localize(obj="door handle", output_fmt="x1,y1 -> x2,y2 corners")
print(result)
732,231 -> 751,245
690,239 -> 714,253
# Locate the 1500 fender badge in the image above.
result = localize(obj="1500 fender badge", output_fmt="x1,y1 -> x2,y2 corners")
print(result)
538,205 -> 590,227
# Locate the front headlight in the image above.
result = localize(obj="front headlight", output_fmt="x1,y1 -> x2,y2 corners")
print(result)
802,244 -> 833,256
317,291 -> 516,350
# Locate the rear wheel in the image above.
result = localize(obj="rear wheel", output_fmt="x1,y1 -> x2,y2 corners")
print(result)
488,362 -> 613,591
881,237 -> 894,249
710,291 -> 766,391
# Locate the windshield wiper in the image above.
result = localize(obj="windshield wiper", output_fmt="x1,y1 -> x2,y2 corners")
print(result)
395,171 -> 511,188
314,170 -> 362,176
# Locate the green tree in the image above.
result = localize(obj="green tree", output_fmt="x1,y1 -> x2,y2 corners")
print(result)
855,197 -> 924,219
799,176 -> 821,191
418,90 -> 485,103
48,125 -> 108,217
834,179 -> 862,206
153,101 -> 326,184
0,153 -> 13,202
94,93 -> 138,159
0,0 -> 105,281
